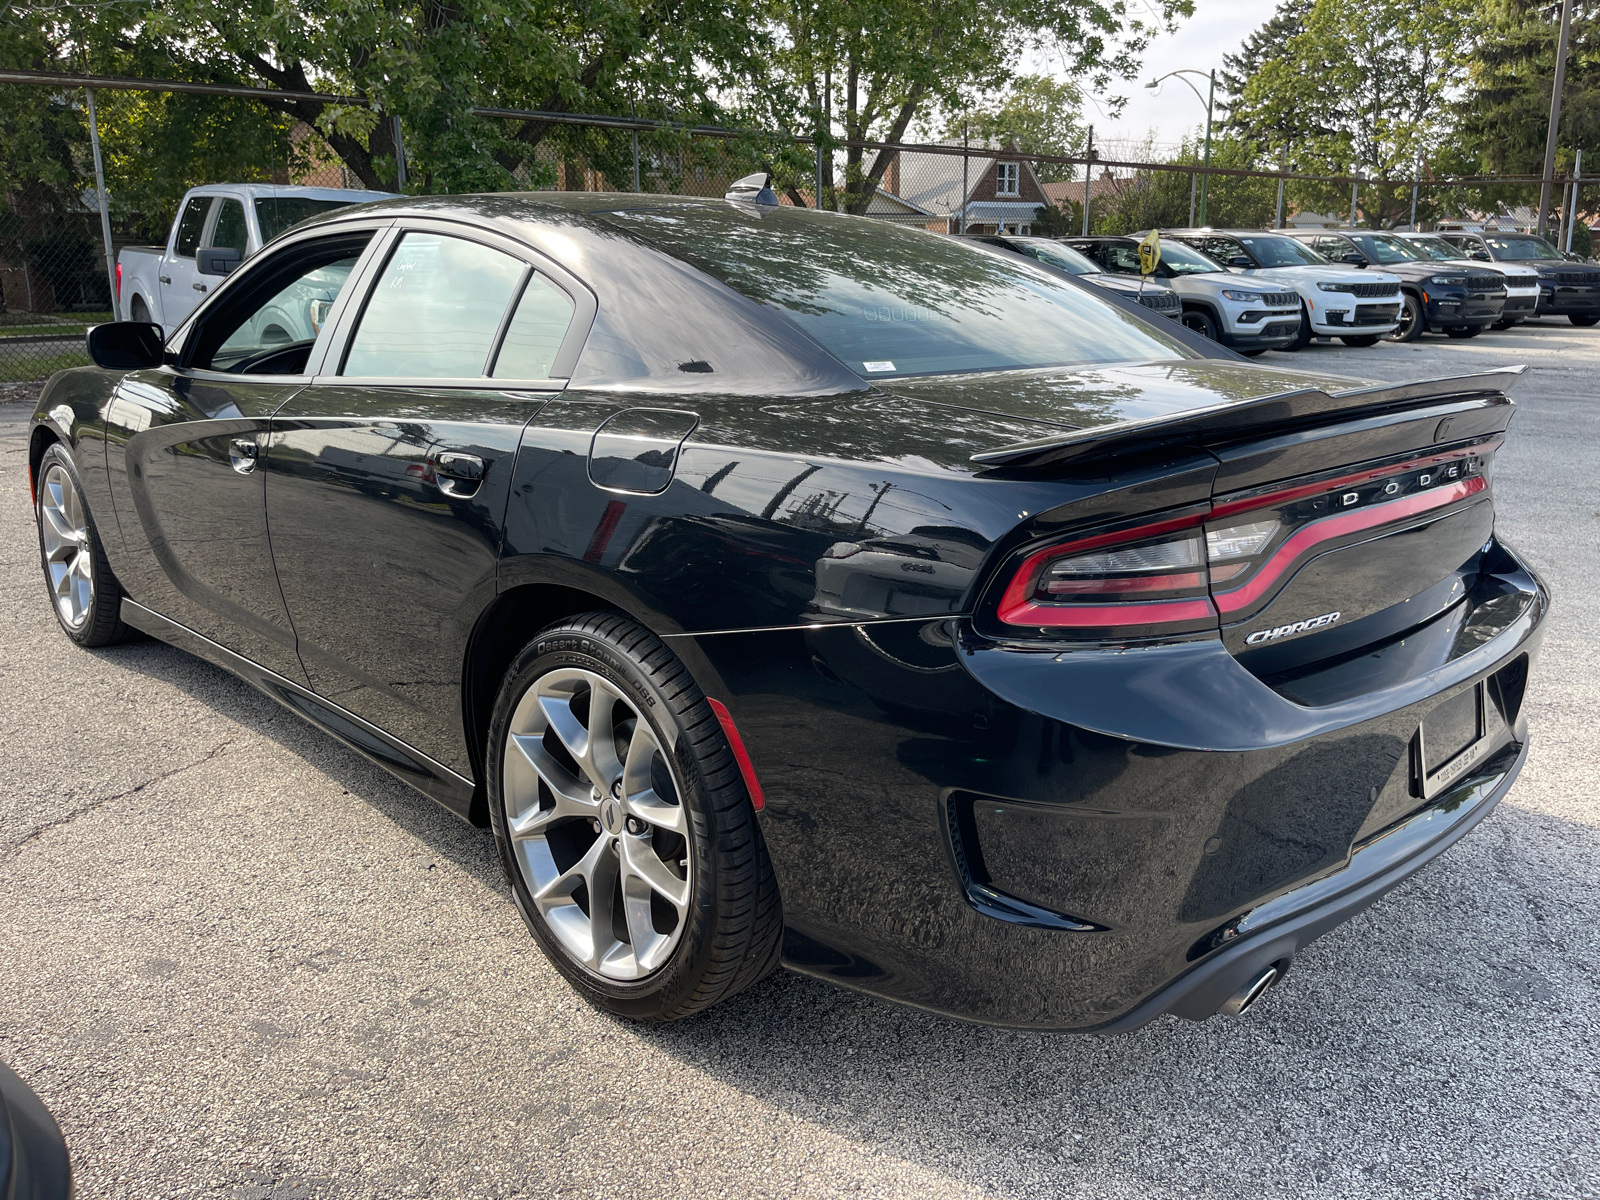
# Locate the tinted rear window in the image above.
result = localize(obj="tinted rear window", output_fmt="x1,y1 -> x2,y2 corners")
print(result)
598,208 -> 1195,378
255,197 -> 361,243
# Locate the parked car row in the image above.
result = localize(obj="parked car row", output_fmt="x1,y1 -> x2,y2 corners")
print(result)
972,225 -> 1596,354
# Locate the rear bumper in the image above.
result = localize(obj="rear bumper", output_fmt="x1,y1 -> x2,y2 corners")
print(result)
684,539 -> 1548,1030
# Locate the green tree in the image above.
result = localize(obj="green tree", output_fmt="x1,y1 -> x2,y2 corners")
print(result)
945,76 -> 1086,183
766,0 -> 1192,213
1223,0 -> 1480,226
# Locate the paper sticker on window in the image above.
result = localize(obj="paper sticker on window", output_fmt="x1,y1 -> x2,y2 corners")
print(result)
862,360 -> 896,372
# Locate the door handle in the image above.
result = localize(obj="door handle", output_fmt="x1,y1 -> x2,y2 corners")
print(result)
193,282 -> 208,293
229,438 -> 260,474
159,275 -> 171,284
434,452 -> 485,497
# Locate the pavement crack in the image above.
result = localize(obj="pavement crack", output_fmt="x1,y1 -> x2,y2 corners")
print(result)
8,737 -> 237,857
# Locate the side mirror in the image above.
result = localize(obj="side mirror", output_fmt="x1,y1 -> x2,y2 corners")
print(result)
1342,251 -> 1369,267
86,321 -> 165,370
1470,250 -> 1491,261
197,247 -> 242,276
1228,255 -> 1253,269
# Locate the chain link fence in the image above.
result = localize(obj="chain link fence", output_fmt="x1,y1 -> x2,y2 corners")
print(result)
2,70 -> 1593,380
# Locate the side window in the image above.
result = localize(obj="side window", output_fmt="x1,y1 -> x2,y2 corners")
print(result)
1315,236 -> 1345,259
1106,245 -> 1142,274
1203,237 -> 1242,263
342,232 -> 526,378
191,233 -> 375,375
209,199 -> 248,254
173,197 -> 213,258
491,274 -> 575,379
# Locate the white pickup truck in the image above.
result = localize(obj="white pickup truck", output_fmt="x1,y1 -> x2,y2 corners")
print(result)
117,184 -> 394,332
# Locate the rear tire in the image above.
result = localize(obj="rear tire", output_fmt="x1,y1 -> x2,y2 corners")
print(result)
487,611 -> 782,1022
1571,314 -> 1600,327
1180,309 -> 1218,340
1339,334 -> 1381,347
33,443 -> 135,647
1388,293 -> 1424,342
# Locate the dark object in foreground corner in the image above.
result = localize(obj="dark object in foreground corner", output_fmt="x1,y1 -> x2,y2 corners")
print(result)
36,190 -> 1546,1032
0,1062 -> 72,1200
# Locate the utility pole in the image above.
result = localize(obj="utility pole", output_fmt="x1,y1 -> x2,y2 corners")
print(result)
84,89 -> 117,317
1539,0 -> 1576,238
1197,71 -> 1215,225
1349,172 -> 1358,227
1083,125 -> 1094,236
1568,149 -> 1584,253
960,122 -> 969,233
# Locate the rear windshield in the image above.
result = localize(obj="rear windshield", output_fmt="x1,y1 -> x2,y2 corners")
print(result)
599,208 -> 1195,378
1482,235 -> 1564,260
1236,235 -> 1328,268
255,197 -> 362,243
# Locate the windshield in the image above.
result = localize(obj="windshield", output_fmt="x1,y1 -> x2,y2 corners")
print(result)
1157,240 -> 1229,276
1483,235 -> 1564,260
1404,237 -> 1462,262
601,208 -> 1196,378
255,197 -> 362,243
1010,239 -> 1100,275
1363,234 -> 1425,263
1237,235 -> 1329,268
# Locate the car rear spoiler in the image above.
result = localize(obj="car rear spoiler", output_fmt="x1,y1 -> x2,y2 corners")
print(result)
969,365 -> 1529,469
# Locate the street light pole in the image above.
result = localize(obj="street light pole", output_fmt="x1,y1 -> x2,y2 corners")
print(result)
1148,69 -> 1217,227
1198,70 -> 1216,226
1539,0 -> 1575,238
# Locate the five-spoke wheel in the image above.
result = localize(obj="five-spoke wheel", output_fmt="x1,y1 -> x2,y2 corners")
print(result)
38,462 -> 93,629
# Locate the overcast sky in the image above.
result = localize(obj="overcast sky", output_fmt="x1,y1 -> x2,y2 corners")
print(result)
1065,0 -> 1283,153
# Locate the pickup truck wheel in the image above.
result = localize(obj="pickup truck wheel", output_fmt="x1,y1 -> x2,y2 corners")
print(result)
488,612 -> 782,1021
1286,304 -> 1313,351
1571,314 -> 1600,327
1388,294 -> 1424,342
34,444 -> 135,647
1180,309 -> 1218,340
130,295 -> 151,324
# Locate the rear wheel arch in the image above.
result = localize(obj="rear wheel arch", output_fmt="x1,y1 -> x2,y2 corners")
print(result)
28,424 -> 61,499
460,580 -> 731,826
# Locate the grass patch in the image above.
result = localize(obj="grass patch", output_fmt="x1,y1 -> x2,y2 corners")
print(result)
0,351 -> 91,383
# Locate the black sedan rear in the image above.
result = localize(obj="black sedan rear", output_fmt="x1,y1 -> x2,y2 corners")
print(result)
30,188 -> 1545,1030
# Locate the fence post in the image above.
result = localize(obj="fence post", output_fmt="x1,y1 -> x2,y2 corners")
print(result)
84,88 -> 118,319
392,116 -> 406,189
1082,126 -> 1093,236
1349,173 -> 1358,226
815,139 -> 823,209
961,124 -> 969,233
1275,145 -> 1286,228
1568,149 -> 1583,253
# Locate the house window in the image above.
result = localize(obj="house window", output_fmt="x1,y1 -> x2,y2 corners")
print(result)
997,163 -> 1019,196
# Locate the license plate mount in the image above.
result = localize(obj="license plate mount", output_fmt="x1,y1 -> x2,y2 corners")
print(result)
1413,682 -> 1512,800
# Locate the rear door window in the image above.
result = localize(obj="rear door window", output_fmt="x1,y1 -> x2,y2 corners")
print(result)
209,199 -> 249,254
490,274 -> 575,379
342,232 -> 527,378
173,197 -> 213,258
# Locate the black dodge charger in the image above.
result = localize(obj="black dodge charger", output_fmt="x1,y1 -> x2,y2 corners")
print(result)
28,185 -> 1546,1030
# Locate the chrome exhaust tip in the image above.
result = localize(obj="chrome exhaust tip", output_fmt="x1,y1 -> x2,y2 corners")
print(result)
1220,961 -> 1287,1017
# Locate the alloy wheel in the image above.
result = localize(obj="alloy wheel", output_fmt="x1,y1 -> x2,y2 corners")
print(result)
502,667 -> 692,981
39,463 -> 93,629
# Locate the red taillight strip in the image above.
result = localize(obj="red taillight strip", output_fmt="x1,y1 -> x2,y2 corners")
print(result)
1046,571 -> 1207,595
996,510 -> 1207,622
1214,475 -> 1487,614
999,595 -> 1216,628
707,698 -> 765,812
1210,442 -> 1498,521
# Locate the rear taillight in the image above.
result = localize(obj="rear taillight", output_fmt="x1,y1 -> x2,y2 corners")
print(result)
996,516 -> 1217,633
115,261 -> 122,302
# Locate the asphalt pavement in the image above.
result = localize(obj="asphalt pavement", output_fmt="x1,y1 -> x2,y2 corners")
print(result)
1,322 -> 1597,1200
